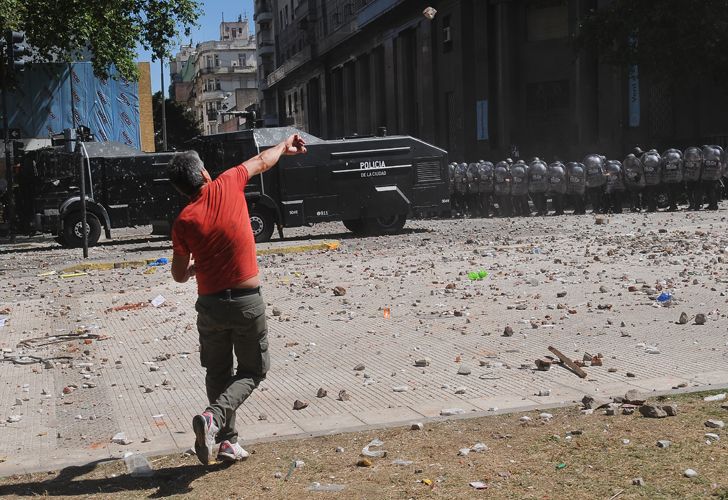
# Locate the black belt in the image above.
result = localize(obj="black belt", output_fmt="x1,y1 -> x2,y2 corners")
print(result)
205,287 -> 261,299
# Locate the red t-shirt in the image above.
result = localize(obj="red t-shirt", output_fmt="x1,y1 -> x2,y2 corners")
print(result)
172,165 -> 258,295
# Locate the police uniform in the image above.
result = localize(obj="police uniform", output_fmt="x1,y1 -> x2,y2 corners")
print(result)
604,160 -> 626,214
528,158 -> 549,216
510,160 -> 530,216
493,160 -> 512,217
661,149 -> 684,211
683,147 -> 703,210
566,162 -> 586,214
622,153 -> 645,212
640,150 -> 662,212
547,161 -> 567,215
584,154 -> 607,214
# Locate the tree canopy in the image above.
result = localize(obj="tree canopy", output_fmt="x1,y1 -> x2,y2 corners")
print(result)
153,92 -> 200,151
576,0 -> 728,82
0,0 -> 201,80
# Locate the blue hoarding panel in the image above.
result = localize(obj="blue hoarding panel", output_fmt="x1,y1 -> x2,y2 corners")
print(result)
6,62 -> 141,148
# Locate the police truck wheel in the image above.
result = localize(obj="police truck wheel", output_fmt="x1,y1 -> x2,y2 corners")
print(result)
249,206 -> 275,243
62,212 -> 102,248
366,214 -> 407,235
343,219 -> 366,234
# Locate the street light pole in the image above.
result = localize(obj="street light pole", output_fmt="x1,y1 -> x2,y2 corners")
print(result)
160,58 -> 168,151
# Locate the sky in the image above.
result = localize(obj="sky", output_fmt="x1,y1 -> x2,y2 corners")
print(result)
136,0 -> 255,96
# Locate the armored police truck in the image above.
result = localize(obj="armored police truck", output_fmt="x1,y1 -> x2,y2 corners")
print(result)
187,127 -> 450,242
16,127 -> 449,247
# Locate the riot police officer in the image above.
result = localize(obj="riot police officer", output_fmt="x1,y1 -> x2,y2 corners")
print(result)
584,154 -> 607,214
661,148 -> 684,211
605,160 -> 626,214
547,161 -> 567,215
510,160 -> 530,216
683,146 -> 703,210
566,161 -> 586,214
623,153 -> 645,212
641,149 -> 662,212
493,160 -> 512,217
478,160 -> 495,218
528,158 -> 549,216
466,162 -> 481,217
702,145 -> 723,210
454,162 -> 469,216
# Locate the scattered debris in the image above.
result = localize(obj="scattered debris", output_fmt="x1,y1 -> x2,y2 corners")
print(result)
293,400 -> 309,410
548,346 -> 587,378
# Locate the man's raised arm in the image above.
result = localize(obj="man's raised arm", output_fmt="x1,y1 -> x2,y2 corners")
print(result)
244,134 -> 307,178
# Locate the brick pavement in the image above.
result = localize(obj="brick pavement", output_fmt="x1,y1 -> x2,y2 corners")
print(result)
1,211 -> 727,475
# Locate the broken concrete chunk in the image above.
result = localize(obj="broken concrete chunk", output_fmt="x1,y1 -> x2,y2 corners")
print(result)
640,405 -> 668,418
705,419 -> 725,429
293,399 -> 309,410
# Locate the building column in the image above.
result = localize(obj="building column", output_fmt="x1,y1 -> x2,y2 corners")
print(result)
383,37 -> 398,133
355,54 -> 371,135
492,0 -> 513,154
416,19 -> 435,144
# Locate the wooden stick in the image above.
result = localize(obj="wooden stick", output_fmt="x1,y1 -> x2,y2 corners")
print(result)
548,346 -> 588,378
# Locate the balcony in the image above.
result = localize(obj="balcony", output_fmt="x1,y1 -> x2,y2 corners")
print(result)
196,65 -> 256,78
258,42 -> 274,56
357,0 -> 405,28
255,10 -> 273,23
199,90 -> 225,101
267,45 -> 312,87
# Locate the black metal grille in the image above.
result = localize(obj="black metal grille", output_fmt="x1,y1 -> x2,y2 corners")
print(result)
416,160 -> 441,183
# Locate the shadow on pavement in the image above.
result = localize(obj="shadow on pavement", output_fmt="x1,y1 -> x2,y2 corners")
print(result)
0,459 -> 231,498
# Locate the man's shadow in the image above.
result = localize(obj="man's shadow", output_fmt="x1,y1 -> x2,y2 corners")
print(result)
0,459 -> 232,498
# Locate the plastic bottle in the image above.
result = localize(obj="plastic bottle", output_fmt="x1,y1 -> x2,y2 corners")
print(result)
123,452 -> 154,477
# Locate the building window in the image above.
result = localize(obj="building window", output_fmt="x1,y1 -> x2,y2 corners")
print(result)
206,55 -> 213,68
215,78 -> 221,90
294,91 -> 298,112
214,54 -> 220,67
285,5 -> 289,26
288,94 -> 292,116
300,88 -> 305,111
238,53 -> 246,66
526,0 -> 568,42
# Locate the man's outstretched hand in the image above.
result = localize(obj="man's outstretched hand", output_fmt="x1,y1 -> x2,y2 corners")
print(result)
245,134 -> 308,177
284,134 -> 307,155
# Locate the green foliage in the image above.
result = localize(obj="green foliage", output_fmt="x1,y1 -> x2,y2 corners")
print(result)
0,0 -> 200,80
153,91 -> 200,151
576,0 -> 728,82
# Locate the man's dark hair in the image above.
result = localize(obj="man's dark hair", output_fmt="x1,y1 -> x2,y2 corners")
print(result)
168,151 -> 206,196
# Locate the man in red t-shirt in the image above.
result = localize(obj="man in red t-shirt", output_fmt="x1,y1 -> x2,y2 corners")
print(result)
168,134 -> 306,464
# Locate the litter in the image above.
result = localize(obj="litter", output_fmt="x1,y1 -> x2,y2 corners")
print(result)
308,483 -> 345,492
704,393 -> 726,402
151,295 -> 166,308
362,438 -> 387,458
469,481 -> 488,489
0,315 -> 6,328
123,452 -> 154,477
392,459 -> 413,466
147,258 -> 169,267
60,272 -> 87,279
112,432 -> 132,445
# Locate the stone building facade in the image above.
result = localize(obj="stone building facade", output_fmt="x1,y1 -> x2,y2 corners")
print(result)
171,16 -> 259,135
256,0 -> 728,162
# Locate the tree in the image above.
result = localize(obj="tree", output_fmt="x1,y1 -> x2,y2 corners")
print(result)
576,0 -> 728,82
0,0 -> 200,80
153,91 -> 200,151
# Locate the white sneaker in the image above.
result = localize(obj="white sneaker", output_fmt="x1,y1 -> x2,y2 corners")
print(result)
192,411 -> 219,465
217,440 -> 250,462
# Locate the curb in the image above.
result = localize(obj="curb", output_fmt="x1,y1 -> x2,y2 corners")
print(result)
59,241 -> 340,274
0,382 -> 725,478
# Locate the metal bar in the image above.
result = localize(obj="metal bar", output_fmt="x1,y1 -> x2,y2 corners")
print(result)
548,346 -> 588,378
77,141 -> 88,258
